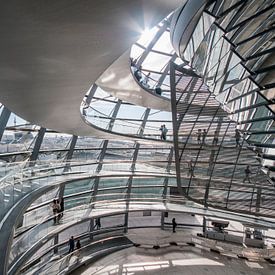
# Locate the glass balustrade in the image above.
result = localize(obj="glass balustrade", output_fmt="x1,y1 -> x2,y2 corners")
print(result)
0,159 -> 176,220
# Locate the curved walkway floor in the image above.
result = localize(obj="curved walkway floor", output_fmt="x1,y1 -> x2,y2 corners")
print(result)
74,228 -> 275,275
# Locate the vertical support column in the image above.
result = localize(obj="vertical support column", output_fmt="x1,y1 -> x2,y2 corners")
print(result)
0,106 -> 11,141
29,127 -> 46,165
203,217 -> 207,234
63,135 -> 78,172
89,218 -> 94,240
53,234 -> 59,254
138,108 -> 150,136
207,117 -> 222,175
108,100 -> 122,131
82,84 -> 97,116
124,107 -> 150,233
124,143 -> 140,233
124,107 -> 150,232
66,135 -> 78,160
90,139 -> 109,206
204,122 -> 231,207
170,61 -> 183,196
256,187 -> 262,213
161,147 -> 174,229
90,99 -> 122,206
86,84 -> 97,105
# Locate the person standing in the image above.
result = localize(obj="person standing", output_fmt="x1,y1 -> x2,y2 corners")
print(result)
243,165 -> 252,183
142,72 -> 150,88
197,129 -> 202,144
235,129 -> 241,147
134,66 -> 142,82
155,86 -> 162,96
212,131 -> 219,145
58,197 -> 64,219
159,124 -> 168,140
172,218 -> 177,233
187,160 -> 195,177
75,239 -> 81,258
76,240 -> 81,250
68,236 -> 75,253
159,125 -> 164,140
51,199 -> 60,224
162,124 -> 168,140
202,129 -> 207,145
95,217 -> 101,230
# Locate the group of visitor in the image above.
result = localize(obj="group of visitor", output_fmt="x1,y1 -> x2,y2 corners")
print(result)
68,217 -> 102,255
51,198 -> 64,224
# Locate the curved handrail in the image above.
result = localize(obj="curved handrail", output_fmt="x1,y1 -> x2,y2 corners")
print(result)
41,235 -> 132,275
130,62 -> 171,99
0,159 -> 173,187
8,194 -> 275,275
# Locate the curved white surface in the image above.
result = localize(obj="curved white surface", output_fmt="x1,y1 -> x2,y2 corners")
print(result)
96,50 -> 171,112
0,0 -> 182,135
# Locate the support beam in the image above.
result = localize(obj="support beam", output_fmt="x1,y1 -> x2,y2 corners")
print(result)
138,108 -> 150,136
256,187 -> 262,213
161,146 -> 174,229
124,143 -> 140,233
0,107 -> 11,141
53,234 -> 59,254
108,100 -> 122,131
66,135 -> 78,161
63,135 -> 78,172
29,127 -> 46,164
170,61 -> 183,196
89,218 -> 94,240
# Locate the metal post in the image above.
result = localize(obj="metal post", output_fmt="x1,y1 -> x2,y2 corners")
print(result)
170,61 -> 183,196
53,234 -> 59,254
203,217 -> 207,234
124,143 -> 140,233
0,107 -> 11,141
89,218 -> 94,240
256,187 -> 262,213
138,108 -> 150,136
29,127 -> 46,165
161,147 -> 174,229
108,100 -> 122,131
63,135 -> 78,172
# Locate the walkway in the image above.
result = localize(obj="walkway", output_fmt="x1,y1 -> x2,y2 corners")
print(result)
74,228 -> 275,275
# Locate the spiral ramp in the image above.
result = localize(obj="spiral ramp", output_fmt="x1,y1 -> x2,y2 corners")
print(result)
0,1 -> 274,274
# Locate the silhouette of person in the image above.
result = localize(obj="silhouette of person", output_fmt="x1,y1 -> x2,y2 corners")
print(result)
134,66 -> 142,82
155,86 -> 162,95
243,165 -> 252,183
162,125 -> 168,140
172,218 -> 177,233
159,125 -> 168,140
75,239 -> 81,258
95,217 -> 101,230
76,240 -> 81,250
58,197 -> 64,220
188,160 -> 195,177
197,129 -> 202,144
213,131 -> 219,145
68,236 -> 75,253
142,72 -> 150,88
51,199 -> 60,224
202,129 -> 207,145
235,129 -> 241,147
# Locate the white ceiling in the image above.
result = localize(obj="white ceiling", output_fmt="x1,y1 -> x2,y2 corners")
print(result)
0,0 -> 182,136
